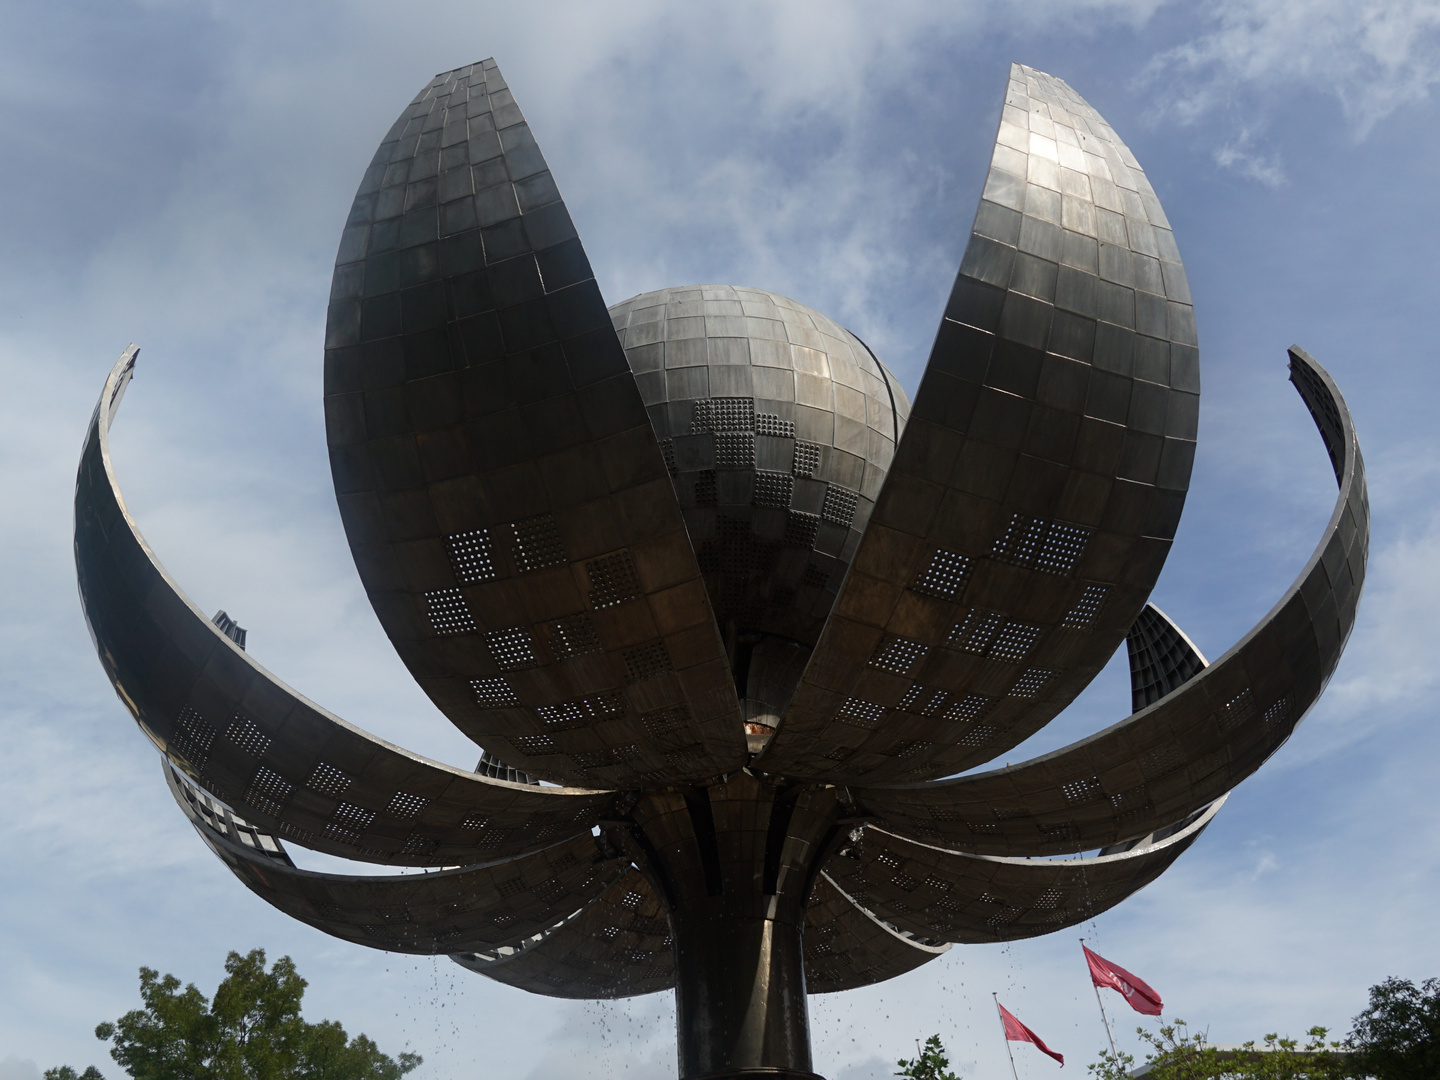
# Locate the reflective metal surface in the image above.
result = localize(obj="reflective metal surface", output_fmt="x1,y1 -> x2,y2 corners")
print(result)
824,799 -> 1223,945
164,760 -> 626,954
854,347 -> 1365,857
77,55 -> 1369,1080
755,64 -> 1201,786
75,346 -> 620,867
323,60 -> 746,789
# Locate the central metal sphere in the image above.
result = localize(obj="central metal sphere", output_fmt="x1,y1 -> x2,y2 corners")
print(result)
609,285 -> 910,746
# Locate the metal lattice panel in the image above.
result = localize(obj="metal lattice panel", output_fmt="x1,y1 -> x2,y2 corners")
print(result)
756,64 -> 1202,785
73,348 -> 620,867
165,761 -> 624,954
1126,603 -> 1208,712
856,349 -> 1367,855
822,802 -> 1220,946
322,60 -> 746,788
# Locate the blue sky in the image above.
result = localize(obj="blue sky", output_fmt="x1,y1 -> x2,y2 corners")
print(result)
2,1 -> 1438,1078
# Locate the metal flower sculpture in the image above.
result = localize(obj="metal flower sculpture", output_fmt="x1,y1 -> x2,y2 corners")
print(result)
75,62 -> 1368,1080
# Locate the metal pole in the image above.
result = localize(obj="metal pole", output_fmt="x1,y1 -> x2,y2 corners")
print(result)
1081,939 -> 1119,1059
993,993 -> 1021,1080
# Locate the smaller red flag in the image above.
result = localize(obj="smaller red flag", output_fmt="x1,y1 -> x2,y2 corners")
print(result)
1083,945 -> 1163,1016
998,1002 -> 1064,1066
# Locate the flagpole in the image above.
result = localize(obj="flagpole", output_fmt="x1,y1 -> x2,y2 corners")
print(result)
1080,939 -> 1118,1059
993,993 -> 1021,1080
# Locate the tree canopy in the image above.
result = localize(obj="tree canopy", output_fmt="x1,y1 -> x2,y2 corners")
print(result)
47,949 -> 420,1080
1347,976 -> 1440,1079
896,1034 -> 963,1080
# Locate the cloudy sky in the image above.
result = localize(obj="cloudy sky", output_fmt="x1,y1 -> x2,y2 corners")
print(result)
2,0 -> 1438,1077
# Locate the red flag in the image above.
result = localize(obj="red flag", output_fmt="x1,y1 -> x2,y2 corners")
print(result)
998,1002 -> 1065,1066
1083,944 -> 1163,1016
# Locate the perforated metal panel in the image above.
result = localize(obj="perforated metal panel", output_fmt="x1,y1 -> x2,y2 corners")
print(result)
609,285 -> 911,651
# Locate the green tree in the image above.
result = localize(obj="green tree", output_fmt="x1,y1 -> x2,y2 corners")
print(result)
897,1034 -> 962,1080
1347,976 -> 1440,1079
50,949 -> 420,1080
1086,1019 -> 1352,1079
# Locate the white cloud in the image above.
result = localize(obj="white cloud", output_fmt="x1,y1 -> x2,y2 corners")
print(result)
1142,0 -> 1440,136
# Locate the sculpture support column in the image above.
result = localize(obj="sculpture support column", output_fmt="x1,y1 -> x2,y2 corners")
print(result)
630,775 -> 842,1080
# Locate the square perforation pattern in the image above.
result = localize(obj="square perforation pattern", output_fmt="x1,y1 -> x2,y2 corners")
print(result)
444,529 -> 497,584
911,550 -> 973,601
225,715 -> 271,758
1062,584 -> 1109,629
487,627 -> 538,671
792,441 -> 821,478
511,514 -> 566,573
549,614 -> 603,657
470,677 -> 518,708
307,763 -> 352,798
424,588 -> 476,636
585,551 -> 642,609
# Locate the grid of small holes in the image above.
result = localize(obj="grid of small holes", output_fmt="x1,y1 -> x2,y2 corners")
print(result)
959,724 -> 998,746
307,763 -> 352,798
324,823 -> 362,845
486,627 -> 538,671
948,609 -> 1003,653
549,614 -> 602,657
716,432 -> 755,467
470,677 -> 518,707
753,472 -> 793,508
245,766 -> 292,805
225,715 -> 270,757
660,439 -> 677,477
947,694 -> 993,722
1009,668 -> 1055,698
899,685 -> 948,716
624,641 -> 673,682
1221,689 -> 1257,729
692,397 -> 754,433
424,588 -> 476,635
837,697 -> 885,729
513,734 -> 556,754
1263,695 -> 1293,724
332,802 -> 375,830
756,413 -> 795,438
1061,584 -> 1109,629
991,514 -> 1046,565
171,707 -> 215,763
792,441 -> 821,477
801,563 -> 829,588
694,471 -> 717,505
1141,744 -> 1184,776
444,529 -> 496,584
912,549 -> 973,600
1061,776 -> 1103,802
1034,521 -> 1092,575
387,792 -> 429,819
642,706 -> 689,738
989,623 -> 1042,663
869,636 -> 929,675
538,694 -> 625,727
586,550 -> 641,608
511,514 -> 566,572
821,486 -> 858,526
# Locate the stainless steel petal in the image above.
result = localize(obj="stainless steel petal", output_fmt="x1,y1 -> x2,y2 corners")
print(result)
856,347 -> 1367,855
324,59 -> 745,788
75,346 -> 619,867
756,64 -> 1201,784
